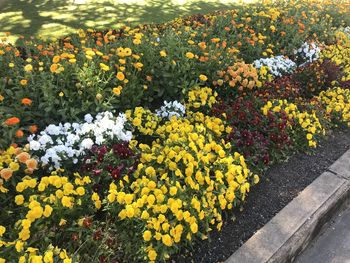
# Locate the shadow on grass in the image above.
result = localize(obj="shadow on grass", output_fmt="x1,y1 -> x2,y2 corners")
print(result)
0,0 -> 238,45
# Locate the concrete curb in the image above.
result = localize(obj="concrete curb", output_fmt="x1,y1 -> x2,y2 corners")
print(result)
226,148 -> 350,263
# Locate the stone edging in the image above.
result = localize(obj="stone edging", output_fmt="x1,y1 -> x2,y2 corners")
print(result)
225,149 -> 350,263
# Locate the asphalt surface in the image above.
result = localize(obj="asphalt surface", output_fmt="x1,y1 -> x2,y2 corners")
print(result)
296,205 -> 350,263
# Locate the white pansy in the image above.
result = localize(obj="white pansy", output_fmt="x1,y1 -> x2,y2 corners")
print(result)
253,55 -> 296,77
29,140 -> 41,151
28,111 -> 132,168
80,138 -> 94,150
294,42 -> 320,66
84,113 -> 93,123
155,101 -> 186,120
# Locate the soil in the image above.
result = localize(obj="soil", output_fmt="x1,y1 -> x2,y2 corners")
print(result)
176,127 -> 350,263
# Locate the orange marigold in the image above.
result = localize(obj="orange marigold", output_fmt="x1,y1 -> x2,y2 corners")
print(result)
29,125 -> 38,134
26,159 -> 38,170
0,168 -> 13,181
17,152 -> 30,163
15,130 -> 24,138
4,117 -> 20,126
21,98 -> 32,105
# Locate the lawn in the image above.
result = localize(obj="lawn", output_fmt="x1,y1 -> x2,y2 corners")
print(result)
0,0 -> 252,44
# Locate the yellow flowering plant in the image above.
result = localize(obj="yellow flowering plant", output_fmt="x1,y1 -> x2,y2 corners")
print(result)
105,110 -> 258,262
317,87 -> 350,126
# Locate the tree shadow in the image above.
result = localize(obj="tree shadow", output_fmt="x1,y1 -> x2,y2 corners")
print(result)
0,0 -> 240,45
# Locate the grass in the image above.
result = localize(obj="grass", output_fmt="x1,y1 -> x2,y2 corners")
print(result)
0,0 -> 255,45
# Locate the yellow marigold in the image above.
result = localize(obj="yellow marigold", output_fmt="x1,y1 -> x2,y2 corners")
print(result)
116,72 -> 125,81
100,63 -> 110,71
185,52 -> 195,59
24,64 -> 33,72
113,86 -> 122,95
20,79 -> 28,86
199,74 -> 208,81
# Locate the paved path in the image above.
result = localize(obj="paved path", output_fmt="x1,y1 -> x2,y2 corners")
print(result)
296,205 -> 350,263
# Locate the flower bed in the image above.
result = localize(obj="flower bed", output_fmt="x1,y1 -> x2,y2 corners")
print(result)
1,1 -> 350,262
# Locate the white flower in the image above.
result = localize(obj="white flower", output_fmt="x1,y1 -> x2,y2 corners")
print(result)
253,55 -> 296,77
80,138 -> 94,150
156,100 -> 186,120
45,124 -> 61,135
29,140 -> 41,151
84,113 -> 93,123
38,134 -> 53,146
294,42 -> 320,66
29,111 -> 133,168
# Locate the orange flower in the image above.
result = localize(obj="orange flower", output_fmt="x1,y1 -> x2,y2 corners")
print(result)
21,98 -> 32,105
116,72 -> 125,81
50,63 -> 58,73
26,159 -> 38,170
0,168 -> 13,181
15,130 -> 24,138
29,125 -> 38,134
113,86 -> 123,95
17,152 -> 30,163
52,56 -> 60,63
20,79 -> 28,86
4,117 -> 20,126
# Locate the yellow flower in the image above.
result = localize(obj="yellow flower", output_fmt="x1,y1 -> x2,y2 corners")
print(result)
185,52 -> 195,59
15,240 -> 24,252
59,219 -> 67,226
20,79 -> 28,86
9,161 -> 20,171
148,249 -> 157,261
190,222 -> 198,233
44,250 -> 54,263
162,234 -> 173,246
8,62 -> 14,68
53,56 -> 60,63
113,86 -> 123,95
116,72 -> 125,81
160,50 -> 167,57
143,230 -> 152,241
169,186 -> 177,196
61,196 -> 73,208
132,117 -> 141,127
21,219 -> 31,229
76,186 -> 85,196
43,205 -> 53,217
199,74 -> 208,81
85,50 -> 95,57
145,167 -> 156,176
133,38 -> 141,45
24,64 -> 33,72
306,133 -> 313,140
254,175 -> 260,184
15,195 -> 25,205
100,63 -> 110,71
0,226 -> 5,236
